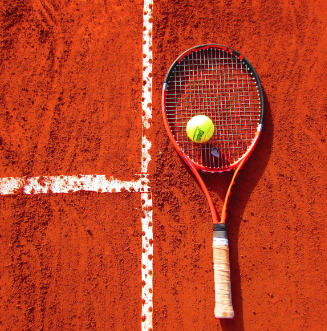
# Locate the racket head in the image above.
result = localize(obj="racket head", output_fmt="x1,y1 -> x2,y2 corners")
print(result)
162,44 -> 264,172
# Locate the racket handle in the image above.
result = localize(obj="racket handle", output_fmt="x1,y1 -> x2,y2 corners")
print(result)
213,224 -> 234,318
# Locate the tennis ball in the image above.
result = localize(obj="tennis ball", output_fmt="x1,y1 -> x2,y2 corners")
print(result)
186,115 -> 214,143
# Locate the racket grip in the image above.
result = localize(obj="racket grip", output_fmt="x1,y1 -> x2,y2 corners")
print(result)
213,224 -> 234,318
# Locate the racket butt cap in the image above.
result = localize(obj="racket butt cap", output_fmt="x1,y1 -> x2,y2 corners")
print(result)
215,309 -> 235,319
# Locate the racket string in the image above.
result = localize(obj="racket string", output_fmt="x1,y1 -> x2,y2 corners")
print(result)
166,48 -> 261,170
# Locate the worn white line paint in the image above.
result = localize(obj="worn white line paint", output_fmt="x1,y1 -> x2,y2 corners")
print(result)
141,136 -> 152,174
0,175 -> 150,195
0,175 -> 151,195
141,192 -> 153,329
141,10 -> 153,133
141,0 -> 153,330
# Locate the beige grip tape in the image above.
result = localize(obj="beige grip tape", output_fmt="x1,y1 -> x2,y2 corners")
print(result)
213,231 -> 234,318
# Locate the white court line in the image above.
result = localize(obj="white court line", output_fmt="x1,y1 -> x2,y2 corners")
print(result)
0,175 -> 150,195
141,0 -> 153,330
141,192 -> 153,329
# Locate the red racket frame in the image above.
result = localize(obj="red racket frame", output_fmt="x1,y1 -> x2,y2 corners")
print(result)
161,44 -> 263,225
161,44 -> 264,318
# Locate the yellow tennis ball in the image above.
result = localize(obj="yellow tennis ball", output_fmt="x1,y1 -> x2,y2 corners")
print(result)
186,115 -> 214,143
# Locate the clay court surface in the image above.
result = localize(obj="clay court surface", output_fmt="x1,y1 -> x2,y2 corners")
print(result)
1,0 -> 327,330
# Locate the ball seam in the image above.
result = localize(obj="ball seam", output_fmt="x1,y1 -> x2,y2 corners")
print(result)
202,123 -> 214,143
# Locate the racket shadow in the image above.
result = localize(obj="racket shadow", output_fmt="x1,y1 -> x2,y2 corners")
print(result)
200,89 -> 273,329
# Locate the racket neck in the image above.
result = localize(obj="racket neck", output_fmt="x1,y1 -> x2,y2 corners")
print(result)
188,164 -> 219,224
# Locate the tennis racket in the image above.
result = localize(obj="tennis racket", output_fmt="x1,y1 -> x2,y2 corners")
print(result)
161,44 -> 264,318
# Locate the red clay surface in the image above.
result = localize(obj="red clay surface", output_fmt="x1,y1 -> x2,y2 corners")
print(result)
1,0 -> 327,330
0,192 -> 142,330
0,0 -> 143,180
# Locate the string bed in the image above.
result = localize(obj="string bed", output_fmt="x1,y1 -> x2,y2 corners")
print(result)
165,48 -> 261,170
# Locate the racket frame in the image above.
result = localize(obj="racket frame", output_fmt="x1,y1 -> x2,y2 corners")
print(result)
162,43 -> 264,225
161,44 -> 264,318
